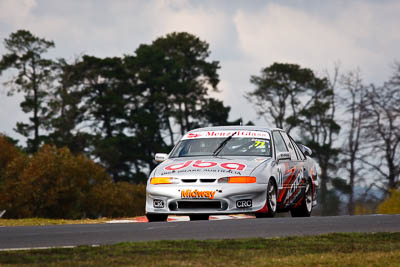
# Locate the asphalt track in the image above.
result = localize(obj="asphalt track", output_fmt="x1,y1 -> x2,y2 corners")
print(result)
1,214 -> 400,250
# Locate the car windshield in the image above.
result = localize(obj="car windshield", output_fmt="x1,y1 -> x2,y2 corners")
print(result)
170,137 -> 272,158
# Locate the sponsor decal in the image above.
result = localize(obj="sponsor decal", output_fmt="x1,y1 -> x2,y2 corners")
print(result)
181,189 -> 216,200
165,160 -> 246,171
277,163 -> 305,206
193,160 -> 218,168
285,168 -> 303,203
153,199 -> 165,208
165,160 -> 193,171
220,162 -> 245,171
277,164 -> 296,202
186,133 -> 202,138
182,131 -> 270,140
236,199 -> 252,208
160,168 -> 243,176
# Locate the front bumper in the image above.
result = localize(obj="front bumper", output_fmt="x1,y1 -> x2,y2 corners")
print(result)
145,183 -> 268,215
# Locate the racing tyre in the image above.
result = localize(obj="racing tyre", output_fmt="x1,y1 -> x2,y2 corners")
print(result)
290,179 -> 313,217
189,214 -> 209,221
146,214 -> 168,222
255,179 -> 277,218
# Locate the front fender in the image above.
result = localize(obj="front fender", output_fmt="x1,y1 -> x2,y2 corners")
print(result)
250,159 -> 275,184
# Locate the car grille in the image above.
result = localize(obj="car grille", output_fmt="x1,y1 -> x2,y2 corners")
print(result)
177,201 -> 222,210
182,179 -> 197,183
200,179 -> 216,183
181,179 -> 216,183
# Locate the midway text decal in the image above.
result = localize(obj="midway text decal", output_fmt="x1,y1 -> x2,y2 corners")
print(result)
181,189 -> 216,199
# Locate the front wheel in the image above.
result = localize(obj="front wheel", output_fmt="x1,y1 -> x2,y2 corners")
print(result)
146,214 -> 168,222
256,179 -> 277,218
290,179 -> 313,217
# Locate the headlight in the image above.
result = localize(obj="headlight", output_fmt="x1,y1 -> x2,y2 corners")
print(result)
217,176 -> 256,183
150,177 -> 179,185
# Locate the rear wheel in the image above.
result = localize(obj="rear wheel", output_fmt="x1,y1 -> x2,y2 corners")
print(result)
189,214 -> 209,221
290,179 -> 313,217
255,179 -> 277,218
146,214 -> 168,222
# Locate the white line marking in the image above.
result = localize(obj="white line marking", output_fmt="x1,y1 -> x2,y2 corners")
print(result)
106,220 -> 135,223
0,246 -> 76,251
0,244 -> 101,252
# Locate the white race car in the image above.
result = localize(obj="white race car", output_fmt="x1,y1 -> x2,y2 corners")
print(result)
145,126 -> 318,222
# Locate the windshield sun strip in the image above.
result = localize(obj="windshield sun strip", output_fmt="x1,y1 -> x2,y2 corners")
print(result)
169,136 -> 272,158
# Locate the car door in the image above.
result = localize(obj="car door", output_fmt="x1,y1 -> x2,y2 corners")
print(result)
271,130 -> 292,208
277,131 -> 305,207
287,134 -> 311,188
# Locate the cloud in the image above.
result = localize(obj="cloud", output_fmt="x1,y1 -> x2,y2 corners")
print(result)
0,0 -> 238,61
0,0 -> 36,27
1,0 -> 400,140
233,1 -> 400,83
151,0 -> 230,49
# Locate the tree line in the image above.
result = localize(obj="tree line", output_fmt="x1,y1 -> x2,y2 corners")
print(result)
1,29 -> 399,216
0,136 -> 145,218
0,30 -> 245,184
247,63 -> 400,215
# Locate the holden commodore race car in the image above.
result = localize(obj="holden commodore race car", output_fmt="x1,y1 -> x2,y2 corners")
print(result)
145,126 -> 318,222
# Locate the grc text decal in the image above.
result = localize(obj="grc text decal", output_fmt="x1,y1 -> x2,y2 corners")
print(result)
181,189 -> 216,200
165,160 -> 246,171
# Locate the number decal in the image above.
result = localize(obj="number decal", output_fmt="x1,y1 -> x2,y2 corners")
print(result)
254,141 -> 265,148
277,167 -> 283,186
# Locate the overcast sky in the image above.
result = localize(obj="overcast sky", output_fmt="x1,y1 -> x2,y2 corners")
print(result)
1,0 -> 400,143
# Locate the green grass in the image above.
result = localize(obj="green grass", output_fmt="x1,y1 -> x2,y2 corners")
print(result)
1,232 -> 400,266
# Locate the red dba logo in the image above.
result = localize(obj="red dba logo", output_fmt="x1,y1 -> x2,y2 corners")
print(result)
165,160 -> 246,171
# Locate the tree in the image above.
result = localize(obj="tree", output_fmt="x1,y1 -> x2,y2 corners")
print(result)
0,140 -> 146,219
0,30 -> 54,153
127,32 -> 232,174
0,30 -> 237,183
128,42 -> 177,150
377,189 -> 400,214
136,32 -> 222,139
0,135 -> 22,182
339,70 -> 367,214
195,98 -> 232,127
45,58 -> 90,153
74,55 -> 134,181
76,56 -> 128,139
297,68 -> 341,215
247,62 -> 341,215
361,63 -> 400,194
245,63 -> 320,133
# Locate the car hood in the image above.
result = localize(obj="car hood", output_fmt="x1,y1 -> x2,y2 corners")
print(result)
153,156 -> 271,178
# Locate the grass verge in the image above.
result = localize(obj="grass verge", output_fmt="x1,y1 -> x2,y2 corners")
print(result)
1,232 -> 400,266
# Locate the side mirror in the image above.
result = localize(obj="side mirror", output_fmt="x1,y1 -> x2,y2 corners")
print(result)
300,145 -> 312,156
276,152 -> 291,161
155,153 -> 168,162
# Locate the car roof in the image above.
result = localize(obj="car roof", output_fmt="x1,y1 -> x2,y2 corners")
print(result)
188,125 -> 283,134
